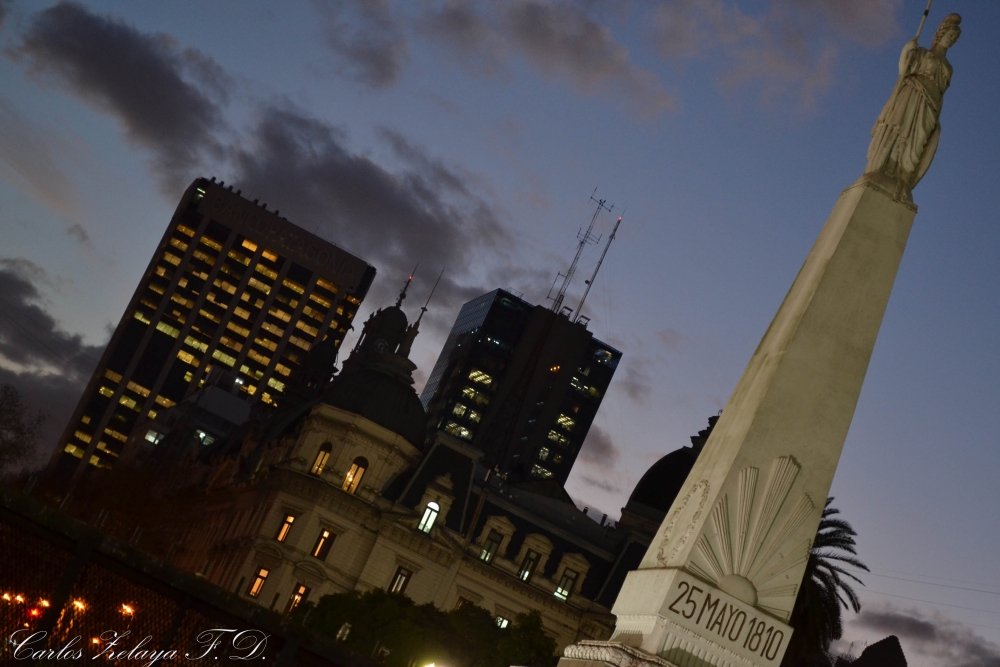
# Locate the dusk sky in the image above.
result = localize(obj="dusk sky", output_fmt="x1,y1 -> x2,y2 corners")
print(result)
1,1 -> 998,664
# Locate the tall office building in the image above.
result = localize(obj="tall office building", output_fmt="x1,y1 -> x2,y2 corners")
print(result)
421,289 -> 620,486
50,178 -> 375,478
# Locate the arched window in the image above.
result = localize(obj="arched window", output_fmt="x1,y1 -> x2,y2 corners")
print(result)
311,443 -> 332,475
342,456 -> 368,494
418,501 -> 440,533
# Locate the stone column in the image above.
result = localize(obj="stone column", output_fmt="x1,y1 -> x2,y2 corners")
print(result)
561,176 -> 917,667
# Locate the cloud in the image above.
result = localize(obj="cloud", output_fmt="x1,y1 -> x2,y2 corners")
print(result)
0,259 -> 105,460
656,327 -> 688,353
421,0 -> 673,116
231,103 -> 514,312
649,0 -> 901,107
578,423 -> 620,466
10,1 -> 230,192
0,97 -> 79,214
66,223 -> 89,245
0,0 -> 11,30
578,473 -> 620,495
317,0 -> 409,88
851,606 -> 1000,667
616,357 -> 652,403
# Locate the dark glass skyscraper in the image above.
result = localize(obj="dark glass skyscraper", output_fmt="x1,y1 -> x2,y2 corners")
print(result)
50,178 -> 374,478
421,289 -> 620,485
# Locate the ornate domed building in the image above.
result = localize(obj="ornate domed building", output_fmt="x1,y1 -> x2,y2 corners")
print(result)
163,287 -> 727,653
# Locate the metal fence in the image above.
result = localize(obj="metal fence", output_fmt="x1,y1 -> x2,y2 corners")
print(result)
0,485 -> 361,666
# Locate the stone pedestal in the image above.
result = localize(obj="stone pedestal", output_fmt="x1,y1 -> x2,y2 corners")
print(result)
559,177 -> 917,667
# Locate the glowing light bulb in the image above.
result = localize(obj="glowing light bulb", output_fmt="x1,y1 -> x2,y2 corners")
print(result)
39,600 -> 50,608
121,604 -> 134,615
73,600 -> 86,610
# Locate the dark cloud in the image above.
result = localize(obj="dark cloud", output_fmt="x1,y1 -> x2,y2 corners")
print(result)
649,0 -> 900,107
317,0 -> 408,88
852,606 -> 1000,667
10,1 -> 230,192
858,609 -> 937,641
578,473 -> 621,495
0,0 -> 11,29
656,327 -> 688,353
0,259 -> 105,461
578,423 -> 620,466
66,223 -> 89,245
232,103 -> 514,311
617,358 -> 652,403
421,0 -> 673,116
0,97 -> 79,214
419,0 -> 507,77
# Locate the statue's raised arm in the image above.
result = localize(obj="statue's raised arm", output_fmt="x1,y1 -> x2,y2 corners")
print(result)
864,13 -> 961,197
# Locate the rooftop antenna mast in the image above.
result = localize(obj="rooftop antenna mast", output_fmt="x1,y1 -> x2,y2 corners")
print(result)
549,188 -> 612,314
574,210 -> 624,324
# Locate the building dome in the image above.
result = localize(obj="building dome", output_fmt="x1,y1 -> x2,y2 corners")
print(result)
323,364 -> 427,448
626,447 -> 700,514
624,415 -> 719,516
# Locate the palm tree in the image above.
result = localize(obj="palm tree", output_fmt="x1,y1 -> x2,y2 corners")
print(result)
780,497 -> 869,667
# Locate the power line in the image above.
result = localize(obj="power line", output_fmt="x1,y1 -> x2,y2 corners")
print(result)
858,588 -> 1000,616
848,569 -> 1000,597
864,564 -> 1000,590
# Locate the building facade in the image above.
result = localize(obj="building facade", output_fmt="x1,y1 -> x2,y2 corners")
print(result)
149,302 -> 645,652
420,289 -> 621,485
49,178 -> 375,480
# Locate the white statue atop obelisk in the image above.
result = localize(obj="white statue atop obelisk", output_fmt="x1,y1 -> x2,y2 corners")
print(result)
866,13 -> 961,197
559,11 -> 961,667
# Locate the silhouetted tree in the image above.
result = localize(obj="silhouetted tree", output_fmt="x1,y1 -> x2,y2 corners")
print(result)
781,498 -> 868,667
296,588 -> 557,667
0,384 -> 44,476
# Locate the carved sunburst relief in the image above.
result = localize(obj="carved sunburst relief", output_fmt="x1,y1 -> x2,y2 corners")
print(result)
686,456 -> 816,621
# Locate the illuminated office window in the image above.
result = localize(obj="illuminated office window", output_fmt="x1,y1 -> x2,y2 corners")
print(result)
247,568 -> 269,597
531,465 -> 553,479
389,566 -> 412,594
311,443 -> 332,475
468,369 -> 492,385
554,569 -> 578,601
309,292 -> 332,308
342,457 -> 368,494
275,515 -> 295,542
556,414 -> 576,431
285,584 -> 310,614
316,277 -> 338,293
518,550 -> 539,582
479,530 -> 503,564
311,529 -> 334,560
418,502 -> 440,533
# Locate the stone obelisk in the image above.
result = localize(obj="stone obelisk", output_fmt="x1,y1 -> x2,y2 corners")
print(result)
560,13 -> 962,667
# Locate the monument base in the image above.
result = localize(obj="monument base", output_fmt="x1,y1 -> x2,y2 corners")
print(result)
602,568 -> 791,667
559,641 -> 678,667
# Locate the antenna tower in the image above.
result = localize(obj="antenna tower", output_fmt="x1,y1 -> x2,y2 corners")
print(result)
574,211 -> 623,323
549,189 -> 613,314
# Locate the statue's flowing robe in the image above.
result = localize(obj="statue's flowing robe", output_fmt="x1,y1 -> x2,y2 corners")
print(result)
866,45 -> 953,188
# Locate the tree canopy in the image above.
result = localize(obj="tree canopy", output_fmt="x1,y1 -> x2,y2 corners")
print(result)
0,383 -> 44,476
295,588 -> 557,667
781,498 -> 868,667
